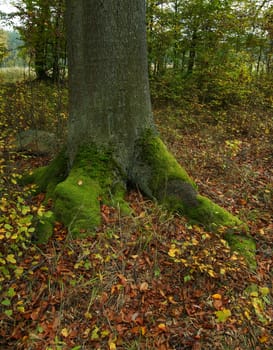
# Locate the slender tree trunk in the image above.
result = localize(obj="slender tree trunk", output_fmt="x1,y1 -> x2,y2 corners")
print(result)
188,31 -> 197,74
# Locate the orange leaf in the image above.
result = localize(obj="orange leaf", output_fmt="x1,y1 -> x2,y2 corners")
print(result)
157,323 -> 168,332
212,294 -> 222,300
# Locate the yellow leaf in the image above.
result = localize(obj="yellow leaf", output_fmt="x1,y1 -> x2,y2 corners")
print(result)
15,267 -> 24,278
140,326 -> 146,335
84,312 -> 92,319
191,238 -> 199,245
83,328 -> 91,337
109,342 -> 116,350
61,328 -> 69,338
208,269 -> 216,277
244,310 -> 251,320
91,326 -> 100,340
37,206 -> 45,217
168,244 -> 180,257
6,254 -> 16,264
259,335 -> 269,343
259,287 -> 270,296
108,337 -> 117,350
17,305 -> 25,313
101,329 -> 110,338
230,254 -> 238,261
168,296 -> 178,304
215,309 -> 231,323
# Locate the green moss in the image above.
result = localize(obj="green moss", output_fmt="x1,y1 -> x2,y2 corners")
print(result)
52,145 -> 129,236
54,169 -> 101,236
141,136 -> 196,194
135,134 -> 255,267
137,135 -> 244,229
224,233 -> 257,270
34,211 -> 55,244
185,195 -> 244,229
22,149 -> 68,197
23,145 -> 130,238
109,182 -> 132,216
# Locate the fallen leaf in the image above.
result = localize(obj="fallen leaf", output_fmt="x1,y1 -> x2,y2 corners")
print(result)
61,328 -> 69,338
158,323 -> 168,332
212,294 -> 222,300
140,282 -> 149,291
215,309 -> 231,323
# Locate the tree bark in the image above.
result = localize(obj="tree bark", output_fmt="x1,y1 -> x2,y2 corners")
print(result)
66,0 -> 154,171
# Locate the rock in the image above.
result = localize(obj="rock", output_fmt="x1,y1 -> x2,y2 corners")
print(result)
16,129 -> 57,154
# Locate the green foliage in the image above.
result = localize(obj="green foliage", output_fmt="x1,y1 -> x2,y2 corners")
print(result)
13,0 -> 66,81
0,29 -> 8,64
1,30 -> 25,68
0,81 -> 68,136
147,0 -> 273,107
0,134 -> 35,284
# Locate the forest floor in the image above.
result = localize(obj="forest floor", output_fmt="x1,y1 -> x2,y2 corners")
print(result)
0,82 -> 273,349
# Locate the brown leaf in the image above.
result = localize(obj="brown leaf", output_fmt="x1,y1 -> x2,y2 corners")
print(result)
139,282 -> 149,292
213,299 -> 223,310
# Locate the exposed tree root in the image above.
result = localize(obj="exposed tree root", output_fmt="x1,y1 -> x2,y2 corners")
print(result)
24,135 -> 256,269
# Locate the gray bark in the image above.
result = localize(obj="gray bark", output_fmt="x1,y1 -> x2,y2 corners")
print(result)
66,0 -> 154,172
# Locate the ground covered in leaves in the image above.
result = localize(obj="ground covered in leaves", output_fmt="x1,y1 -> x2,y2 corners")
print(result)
0,82 -> 273,349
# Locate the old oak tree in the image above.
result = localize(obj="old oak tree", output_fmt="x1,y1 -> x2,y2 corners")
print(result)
28,0 -> 255,267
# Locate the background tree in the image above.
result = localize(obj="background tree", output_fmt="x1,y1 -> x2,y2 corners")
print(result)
0,31 -> 25,67
13,0 -> 66,81
0,29 -> 8,64
146,0 -> 273,106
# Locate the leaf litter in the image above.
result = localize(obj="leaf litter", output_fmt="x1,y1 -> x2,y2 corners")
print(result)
0,105 -> 273,349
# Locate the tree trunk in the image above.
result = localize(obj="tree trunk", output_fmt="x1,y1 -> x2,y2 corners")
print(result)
187,31 -> 197,74
66,0 -> 153,170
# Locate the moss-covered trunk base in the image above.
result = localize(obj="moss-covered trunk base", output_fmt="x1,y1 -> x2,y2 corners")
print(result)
26,145 -> 130,238
26,135 -> 256,269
